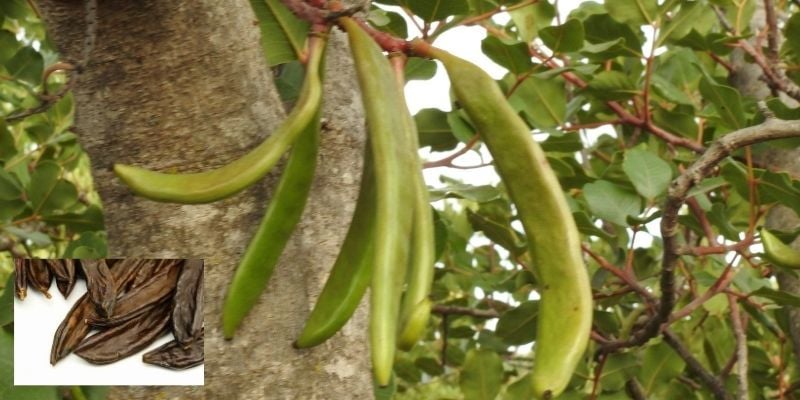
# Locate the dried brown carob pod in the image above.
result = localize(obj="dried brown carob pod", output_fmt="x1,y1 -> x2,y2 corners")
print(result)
86,264 -> 180,327
143,332 -> 204,370
28,259 -> 53,299
172,259 -> 203,346
47,259 -> 77,298
80,259 -> 116,318
14,258 -> 27,300
74,301 -> 172,365
50,292 -> 94,365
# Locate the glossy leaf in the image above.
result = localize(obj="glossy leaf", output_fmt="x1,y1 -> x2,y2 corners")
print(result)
540,19 -> 585,53
583,180 -> 642,226
622,147 -> 672,199
460,348 -> 503,400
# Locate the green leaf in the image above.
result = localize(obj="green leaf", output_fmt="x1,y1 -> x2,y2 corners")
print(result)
0,169 -> 22,201
80,387 -> 111,400
405,57 -> 437,81
495,301 -> 538,345
63,231 -> 107,259
3,226 -> 52,246
43,205 -> 105,233
27,161 -> 78,214
274,61 -> 305,105
587,70 -> 638,101
0,330 -> 60,400
374,373 -> 396,400
508,74 -> 566,129
582,14 -> 643,57
721,162 -> 800,216
652,107 -> 697,138
509,1 -> 556,42
370,8 -> 408,38
0,30 -> 18,66
605,0 -> 658,25
600,353 -> 639,392
752,287 -> 800,307
622,147 -> 672,199
481,36 -> 533,75
0,122 -> 15,161
637,341 -> 684,394
460,348 -> 503,400
540,19 -> 585,53
5,47 -> 43,85
502,373 -> 533,400
405,0 -> 469,22
0,274 -> 13,327
416,108 -> 458,151
698,75 -> 745,130
657,2 -> 707,44
650,75 -> 693,106
249,0 -> 309,66
429,177 -> 501,202
583,180 -> 642,226
782,12 -> 800,58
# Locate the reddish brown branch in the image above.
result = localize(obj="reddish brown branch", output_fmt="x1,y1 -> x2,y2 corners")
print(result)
599,118 -> 800,355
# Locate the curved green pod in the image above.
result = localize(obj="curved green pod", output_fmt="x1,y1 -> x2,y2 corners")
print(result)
761,228 -> 800,269
343,18 -> 416,386
392,57 -> 435,352
416,41 -> 592,399
293,143 -> 376,349
221,36 -> 327,339
113,36 -> 326,204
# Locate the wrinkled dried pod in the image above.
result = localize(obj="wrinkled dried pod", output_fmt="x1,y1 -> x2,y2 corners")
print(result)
14,258 -> 27,300
172,259 -> 203,345
142,333 -> 204,370
81,259 -> 116,318
86,264 -> 180,327
27,259 -> 52,298
74,301 -> 172,365
47,259 -> 77,298
50,292 -> 94,365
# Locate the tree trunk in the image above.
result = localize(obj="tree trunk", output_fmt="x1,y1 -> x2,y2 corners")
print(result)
35,1 -> 373,398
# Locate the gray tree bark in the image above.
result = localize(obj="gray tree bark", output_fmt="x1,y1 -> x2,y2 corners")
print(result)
35,1 -> 373,399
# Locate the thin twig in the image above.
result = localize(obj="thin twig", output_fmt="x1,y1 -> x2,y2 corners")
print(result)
762,0 -> 780,66
424,135 -> 480,168
431,304 -> 500,319
663,329 -> 731,400
625,378 -> 647,400
728,294 -> 749,400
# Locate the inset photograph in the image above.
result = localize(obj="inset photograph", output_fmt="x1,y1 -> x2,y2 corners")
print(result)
13,259 -> 204,386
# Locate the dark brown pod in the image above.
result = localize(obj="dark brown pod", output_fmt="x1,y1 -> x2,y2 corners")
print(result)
110,258 -> 149,293
14,258 -> 27,300
74,301 -> 172,365
172,259 -> 203,345
50,292 -> 94,365
81,259 -> 116,318
85,264 -> 180,327
47,259 -> 77,298
27,259 -> 52,298
142,332 -> 204,370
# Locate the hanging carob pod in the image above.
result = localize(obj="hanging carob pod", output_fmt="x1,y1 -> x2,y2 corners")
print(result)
410,41 -> 593,399
222,28 -> 327,339
342,17 -> 417,386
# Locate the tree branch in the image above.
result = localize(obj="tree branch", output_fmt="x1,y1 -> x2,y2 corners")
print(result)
663,329 -> 731,400
599,118 -> 800,355
728,294 -> 749,400
431,304 -> 500,319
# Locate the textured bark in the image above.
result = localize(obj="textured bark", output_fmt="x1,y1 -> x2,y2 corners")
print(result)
35,1 -> 372,398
